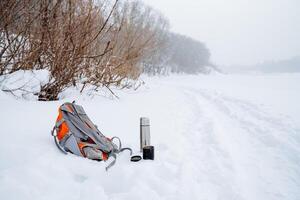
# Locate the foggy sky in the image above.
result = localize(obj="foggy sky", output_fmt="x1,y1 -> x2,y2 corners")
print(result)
142,0 -> 300,66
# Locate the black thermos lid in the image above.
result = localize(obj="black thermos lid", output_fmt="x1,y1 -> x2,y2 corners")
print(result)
143,146 -> 154,160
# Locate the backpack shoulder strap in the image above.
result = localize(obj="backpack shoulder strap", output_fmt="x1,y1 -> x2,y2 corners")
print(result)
105,147 -> 133,171
51,127 -> 68,154
105,153 -> 117,171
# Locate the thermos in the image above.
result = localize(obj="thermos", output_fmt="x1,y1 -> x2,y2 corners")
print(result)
140,117 -> 151,152
140,117 -> 154,160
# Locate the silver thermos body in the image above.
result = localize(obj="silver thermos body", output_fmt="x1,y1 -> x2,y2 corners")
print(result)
140,117 -> 150,152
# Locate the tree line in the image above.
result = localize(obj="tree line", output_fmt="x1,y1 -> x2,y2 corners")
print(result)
144,33 -> 213,75
0,0 -> 213,100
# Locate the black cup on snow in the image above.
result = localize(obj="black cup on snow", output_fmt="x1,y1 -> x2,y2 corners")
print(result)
143,146 -> 154,160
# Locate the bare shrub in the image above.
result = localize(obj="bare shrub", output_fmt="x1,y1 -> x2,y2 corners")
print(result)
0,0 -> 170,100
0,0 -> 42,76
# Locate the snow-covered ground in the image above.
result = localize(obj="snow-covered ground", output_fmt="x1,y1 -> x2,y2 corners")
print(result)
0,73 -> 299,200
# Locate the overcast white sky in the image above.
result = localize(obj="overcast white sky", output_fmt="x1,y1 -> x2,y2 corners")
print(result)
142,0 -> 300,66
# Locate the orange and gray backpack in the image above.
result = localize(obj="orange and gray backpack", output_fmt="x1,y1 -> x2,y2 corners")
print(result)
51,102 -> 132,170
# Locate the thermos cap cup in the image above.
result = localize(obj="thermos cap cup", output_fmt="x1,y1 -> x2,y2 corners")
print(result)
143,146 -> 154,160
140,117 -> 150,126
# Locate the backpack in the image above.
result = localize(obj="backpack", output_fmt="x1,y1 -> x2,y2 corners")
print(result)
51,102 -> 132,170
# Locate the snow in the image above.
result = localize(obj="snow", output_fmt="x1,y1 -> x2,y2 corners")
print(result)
0,73 -> 300,200
0,70 -> 50,100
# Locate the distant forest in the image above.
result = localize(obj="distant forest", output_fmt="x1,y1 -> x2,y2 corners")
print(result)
224,56 -> 300,73
253,56 -> 300,73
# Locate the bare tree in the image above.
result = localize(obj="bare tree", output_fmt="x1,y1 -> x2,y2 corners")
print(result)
83,0 -> 169,90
